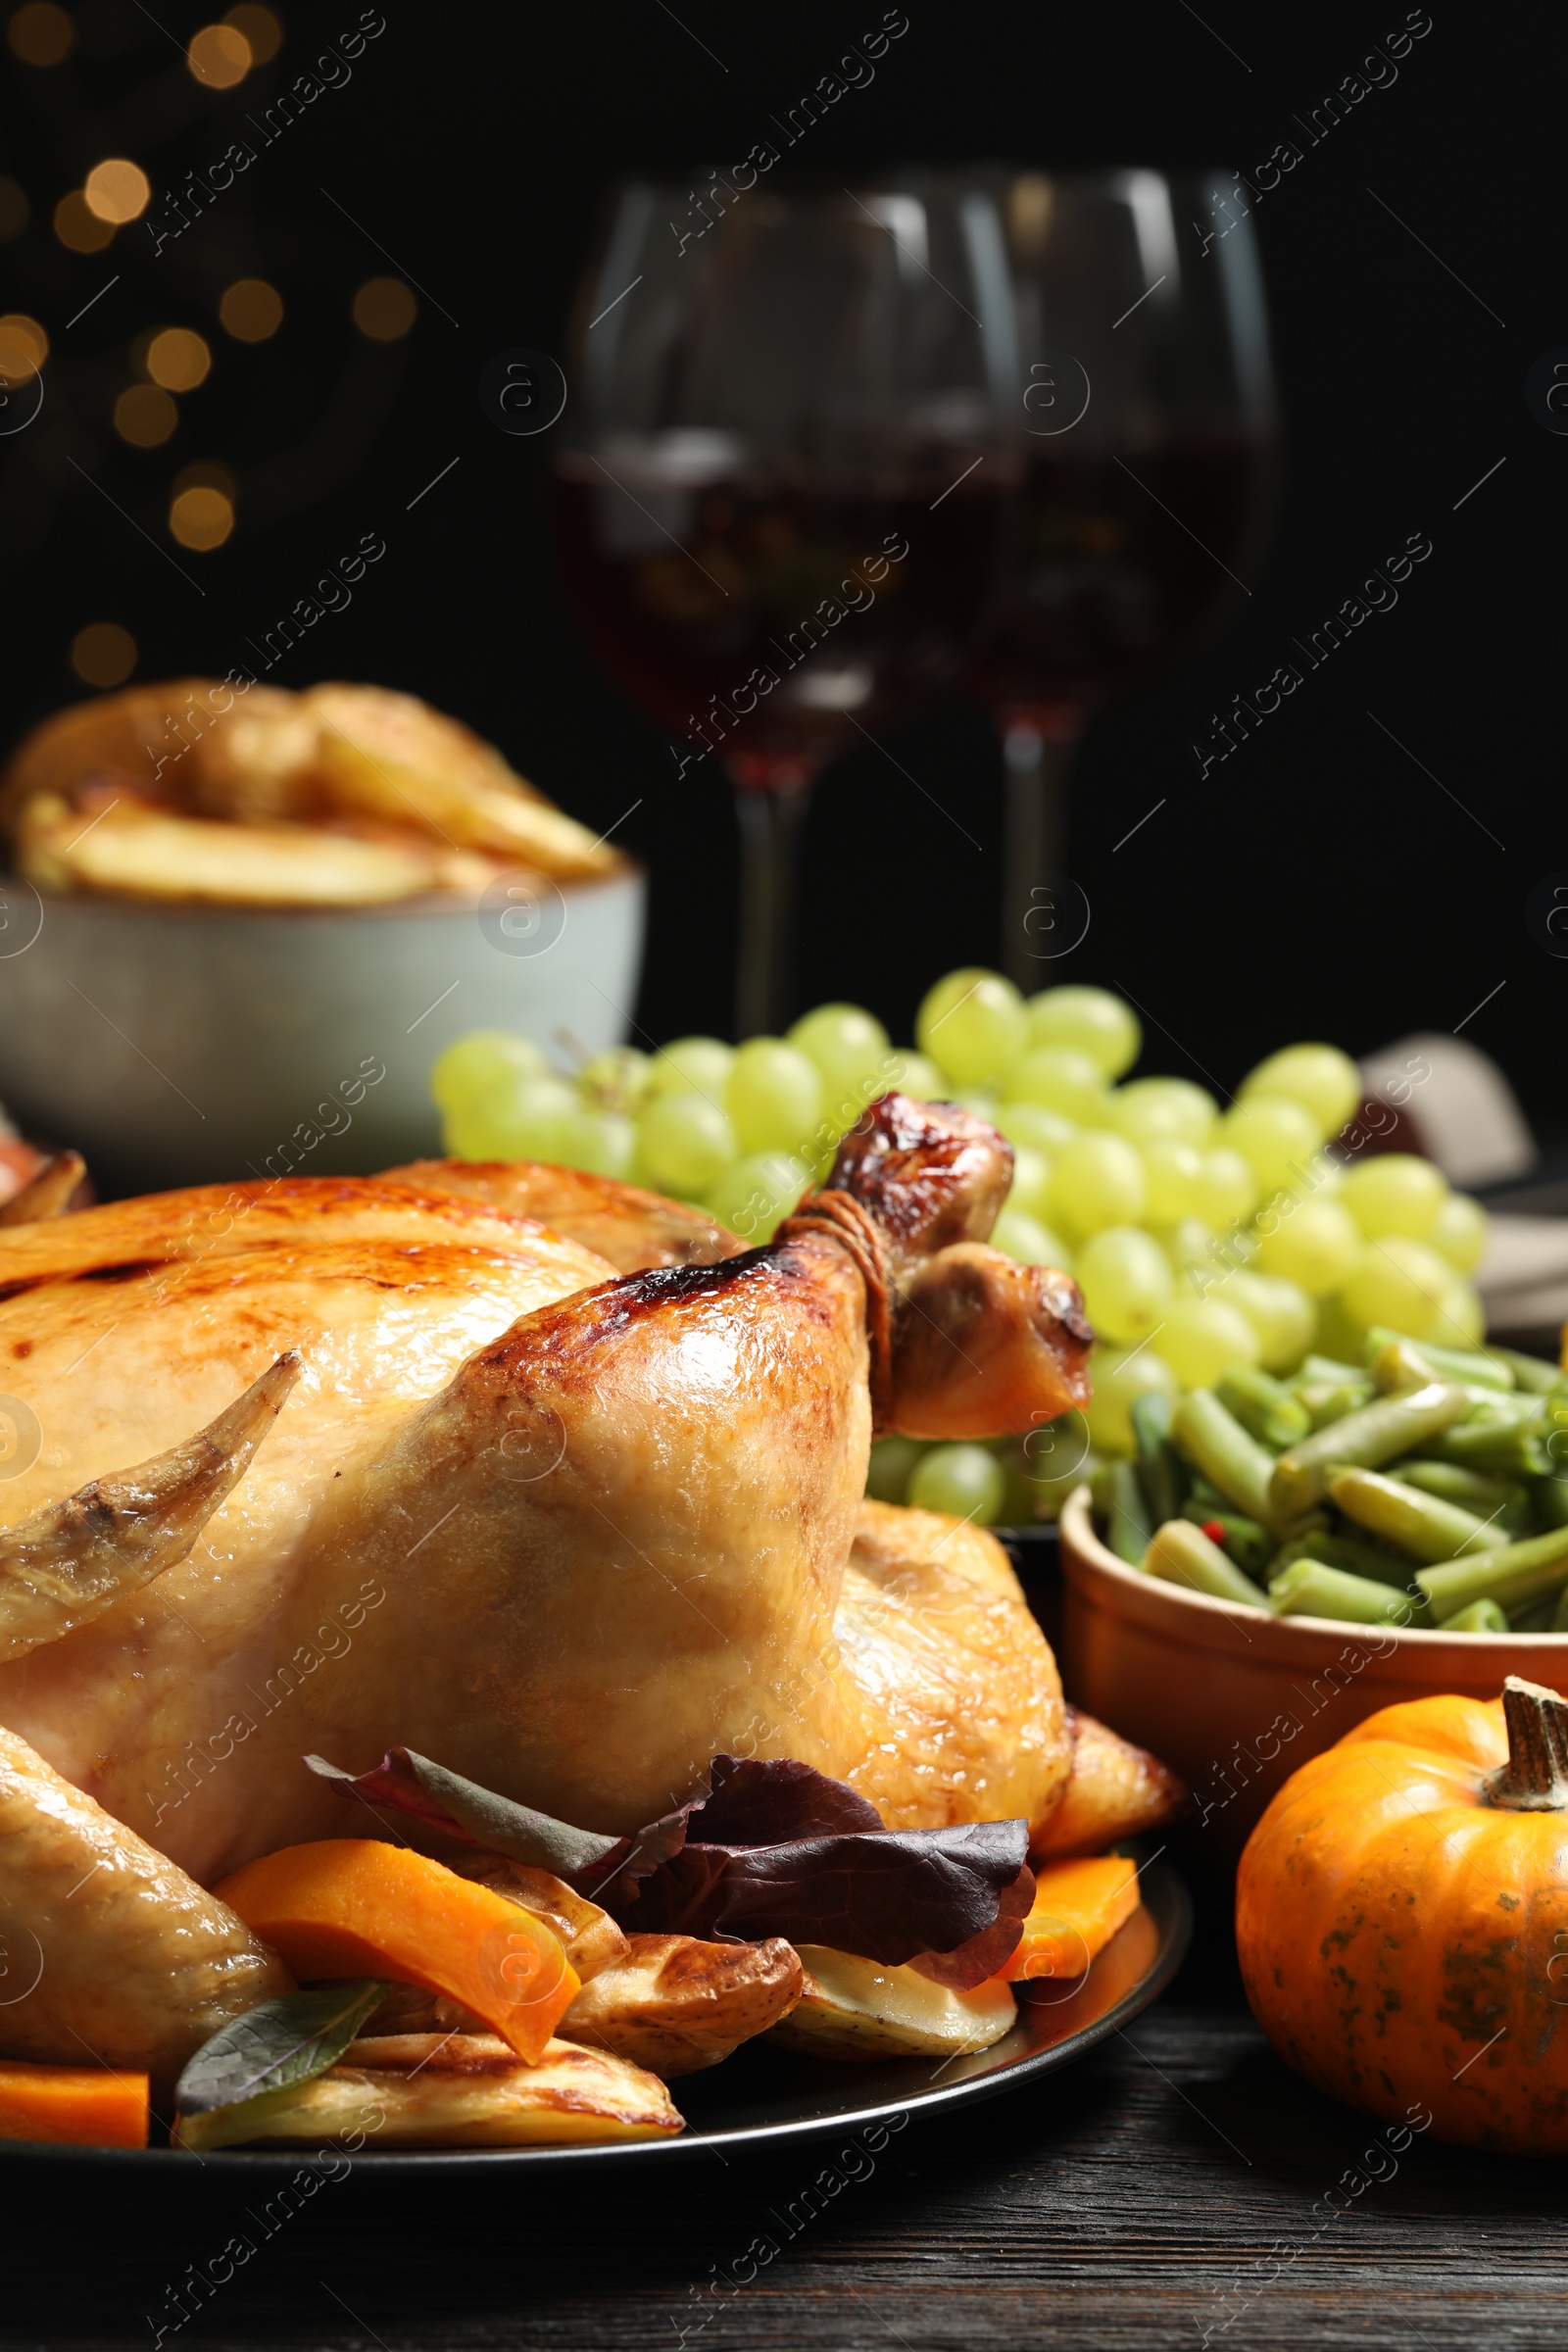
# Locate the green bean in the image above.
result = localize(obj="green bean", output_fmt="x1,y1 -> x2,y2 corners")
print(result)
1396,1460 -> 1528,1523
1296,1379 -> 1377,1431
1441,1598 -> 1510,1633
1177,1504 -> 1275,1577
1269,1558 -> 1422,1627
1171,1391 -> 1283,1529
1417,1523 -> 1568,1622
1492,1347 -> 1564,1396
1293,1354 -> 1367,1389
1326,1466 -> 1508,1563
1363,1328 -> 1515,1392
1552,1580 -> 1568,1633
1216,1364 -> 1310,1450
1536,1474 -> 1568,1532
1418,1405 -> 1550,1477
1091,1460 -> 1153,1567
1129,1390 -> 1186,1528
1269,1528 -> 1413,1588
1143,1519 -> 1268,1608
1269,1383 -> 1469,1517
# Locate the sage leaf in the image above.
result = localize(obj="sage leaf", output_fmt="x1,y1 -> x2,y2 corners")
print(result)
174,1978 -> 387,2117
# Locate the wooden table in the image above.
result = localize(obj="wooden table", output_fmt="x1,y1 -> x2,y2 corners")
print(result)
8,1902 -> 1566,2352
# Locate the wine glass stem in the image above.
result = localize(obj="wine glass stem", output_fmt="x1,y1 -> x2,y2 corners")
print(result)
732,781 -> 813,1038
1002,718 -> 1084,988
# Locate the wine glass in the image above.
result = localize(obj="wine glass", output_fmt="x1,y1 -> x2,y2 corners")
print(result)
553,176 -> 1018,1036
965,171 -> 1278,979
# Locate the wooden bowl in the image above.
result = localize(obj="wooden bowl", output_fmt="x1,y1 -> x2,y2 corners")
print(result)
1057,1486 -> 1568,1858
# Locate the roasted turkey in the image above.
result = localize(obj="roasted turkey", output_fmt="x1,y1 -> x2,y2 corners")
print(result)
0,1098 -> 1094,1888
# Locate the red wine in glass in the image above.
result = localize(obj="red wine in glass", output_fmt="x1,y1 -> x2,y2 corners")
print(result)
970,172 -> 1278,977
553,178 -> 1018,1034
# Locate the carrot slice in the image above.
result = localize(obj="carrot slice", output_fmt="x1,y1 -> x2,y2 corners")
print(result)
999,1855 -> 1141,1981
0,2059 -> 149,2147
214,1840 -> 579,2064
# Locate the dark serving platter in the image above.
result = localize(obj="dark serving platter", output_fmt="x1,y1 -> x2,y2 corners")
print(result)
0,1857 -> 1187,2177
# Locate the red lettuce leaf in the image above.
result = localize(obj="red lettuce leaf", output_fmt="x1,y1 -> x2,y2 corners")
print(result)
305,1746 -> 1029,1978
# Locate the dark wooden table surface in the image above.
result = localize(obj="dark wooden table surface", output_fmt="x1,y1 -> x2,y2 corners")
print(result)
5,1892 -> 1566,2352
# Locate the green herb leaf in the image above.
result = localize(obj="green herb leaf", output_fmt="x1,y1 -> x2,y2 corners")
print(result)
174,1979 -> 387,2117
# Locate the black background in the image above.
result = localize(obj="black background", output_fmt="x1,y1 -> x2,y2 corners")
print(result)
1,0 -> 1558,1123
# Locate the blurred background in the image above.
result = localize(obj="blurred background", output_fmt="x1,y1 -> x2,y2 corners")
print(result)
0,0 -> 1557,1123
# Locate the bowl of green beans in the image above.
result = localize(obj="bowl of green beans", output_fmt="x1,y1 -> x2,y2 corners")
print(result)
1058,1329 -> 1568,1855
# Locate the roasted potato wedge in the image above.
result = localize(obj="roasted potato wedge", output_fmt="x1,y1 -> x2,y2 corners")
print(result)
1032,1709 -> 1188,1860
13,791 -> 490,907
172,2033 -> 682,2150
559,1933 -> 804,2078
451,1856 -> 630,1983
765,1945 -> 1015,2062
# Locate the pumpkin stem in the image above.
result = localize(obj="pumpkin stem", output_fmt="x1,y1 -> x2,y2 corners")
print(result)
1483,1676 -> 1568,1811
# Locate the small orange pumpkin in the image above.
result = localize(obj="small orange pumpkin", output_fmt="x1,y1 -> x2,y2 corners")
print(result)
1237,1675 -> 1568,2152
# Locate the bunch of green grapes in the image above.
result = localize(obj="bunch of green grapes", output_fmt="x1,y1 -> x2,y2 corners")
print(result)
430,969 -> 1490,1523
429,1004 -> 940,1248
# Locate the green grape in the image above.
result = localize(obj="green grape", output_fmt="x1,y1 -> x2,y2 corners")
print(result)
915,967 -> 1027,1087
1253,1197 -> 1362,1297
865,1435 -> 925,1504
725,1037 -> 823,1155
886,1049 -> 945,1100
1152,1298 -> 1261,1388
1155,1216 -> 1218,1277
648,1037 -> 734,1102
1006,1142 -> 1055,1223
1240,1043 -> 1361,1138
1432,1270 -> 1484,1348
1050,1132 -> 1147,1239
1111,1077 -> 1218,1150
1312,1291 -> 1366,1366
787,1004 -> 893,1128
1430,1191 -> 1489,1276
1004,1045 -> 1106,1125
951,1090 -> 1001,1122
445,1072 -> 577,1162
577,1046 -> 654,1116
1076,1226 -> 1173,1345
637,1090 -> 738,1195
991,1207 -> 1073,1269
907,1442 -> 1006,1525
1084,1343 -> 1178,1456
1340,1152 -> 1448,1240
1141,1140 -> 1203,1223
707,1152 -> 809,1245
430,1029 -> 547,1117
995,1101 -> 1078,1155
1195,1146 -> 1257,1229
555,1106 -> 637,1180
1024,985 -> 1141,1079
1338,1235 -> 1450,1339
1219,1095 -> 1324,1194
1219,1269 -> 1315,1373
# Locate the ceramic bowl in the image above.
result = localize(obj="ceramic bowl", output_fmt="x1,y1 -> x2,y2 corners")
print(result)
1056,1485 -> 1567,1858
0,866 -> 645,1192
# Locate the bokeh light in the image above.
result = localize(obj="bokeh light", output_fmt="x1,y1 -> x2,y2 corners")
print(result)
114,384 -> 177,446
187,22 -> 250,85
170,486 -> 234,550
0,316 -> 48,384
146,328 -> 212,391
222,3 -> 280,62
219,277 -> 283,341
84,160 -> 151,224
71,623 -> 137,689
54,191 -> 114,253
8,3 -> 74,65
352,276 -> 417,341
0,180 -> 30,241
